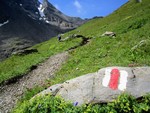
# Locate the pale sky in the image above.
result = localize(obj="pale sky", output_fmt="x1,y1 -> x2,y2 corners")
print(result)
40,0 -> 128,19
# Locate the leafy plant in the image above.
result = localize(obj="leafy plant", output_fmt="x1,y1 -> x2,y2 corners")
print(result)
13,93 -> 150,113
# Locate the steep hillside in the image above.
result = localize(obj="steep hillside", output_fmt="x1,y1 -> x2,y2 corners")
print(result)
0,0 -> 150,112
53,0 -> 150,82
0,0 -> 150,93
0,0 -> 84,61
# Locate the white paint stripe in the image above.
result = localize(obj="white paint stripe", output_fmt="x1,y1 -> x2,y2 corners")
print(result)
118,70 -> 128,91
102,69 -> 111,87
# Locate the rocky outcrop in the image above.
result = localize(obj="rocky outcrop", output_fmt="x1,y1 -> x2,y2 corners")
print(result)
41,0 -> 84,28
0,0 -> 85,61
35,67 -> 150,105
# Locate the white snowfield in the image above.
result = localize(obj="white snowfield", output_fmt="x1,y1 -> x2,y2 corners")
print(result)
0,20 -> 9,27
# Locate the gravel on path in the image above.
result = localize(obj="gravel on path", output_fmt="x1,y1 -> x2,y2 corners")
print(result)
0,52 -> 68,113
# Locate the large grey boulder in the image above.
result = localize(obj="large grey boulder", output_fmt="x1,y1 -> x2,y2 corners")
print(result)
35,67 -> 150,105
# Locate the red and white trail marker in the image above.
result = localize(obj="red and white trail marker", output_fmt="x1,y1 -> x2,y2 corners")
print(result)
102,68 -> 128,91
109,69 -> 120,90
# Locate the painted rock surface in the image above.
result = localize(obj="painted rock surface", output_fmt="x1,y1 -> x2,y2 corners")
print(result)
35,67 -> 150,105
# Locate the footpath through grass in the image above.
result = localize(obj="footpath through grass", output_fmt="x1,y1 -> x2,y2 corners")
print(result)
0,37 -> 82,84
1,0 -> 150,112
1,0 -> 150,86
15,0 -> 150,104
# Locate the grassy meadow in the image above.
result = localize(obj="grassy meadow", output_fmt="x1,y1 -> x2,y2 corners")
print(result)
0,0 -> 150,112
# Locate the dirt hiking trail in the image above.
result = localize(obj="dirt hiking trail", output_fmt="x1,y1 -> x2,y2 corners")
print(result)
0,52 -> 68,113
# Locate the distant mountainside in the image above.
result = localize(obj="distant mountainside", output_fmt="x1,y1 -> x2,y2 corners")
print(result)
0,0 -> 85,61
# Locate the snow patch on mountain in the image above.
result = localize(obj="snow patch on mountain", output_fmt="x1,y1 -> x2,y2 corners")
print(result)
0,20 -> 9,27
38,4 -> 45,17
46,20 -> 51,24
37,4 -> 51,24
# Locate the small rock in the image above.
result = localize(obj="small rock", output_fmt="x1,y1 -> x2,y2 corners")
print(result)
76,68 -> 79,70
101,31 -> 116,37
12,48 -> 38,56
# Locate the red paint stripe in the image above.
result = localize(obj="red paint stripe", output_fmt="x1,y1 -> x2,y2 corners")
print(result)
109,68 -> 120,90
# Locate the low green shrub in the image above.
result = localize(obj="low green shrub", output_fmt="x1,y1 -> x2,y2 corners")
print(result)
13,93 -> 150,113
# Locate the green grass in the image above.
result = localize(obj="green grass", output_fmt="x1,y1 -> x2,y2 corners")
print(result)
13,93 -> 150,113
0,37 -> 82,84
1,0 -> 150,85
51,0 -> 150,84
1,0 -> 150,112
15,0 -> 150,103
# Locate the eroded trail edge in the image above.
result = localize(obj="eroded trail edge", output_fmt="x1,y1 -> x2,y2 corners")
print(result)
0,52 -> 68,113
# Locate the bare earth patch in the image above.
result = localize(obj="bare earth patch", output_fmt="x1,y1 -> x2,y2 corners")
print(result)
0,52 -> 68,113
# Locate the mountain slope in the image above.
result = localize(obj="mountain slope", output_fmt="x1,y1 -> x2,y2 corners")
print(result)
0,0 -> 84,61
14,0 -> 150,111
0,0 -> 150,89
57,0 -> 150,78
0,0 -> 150,112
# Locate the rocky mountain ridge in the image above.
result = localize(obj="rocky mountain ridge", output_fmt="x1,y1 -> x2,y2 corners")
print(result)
0,0 -> 85,61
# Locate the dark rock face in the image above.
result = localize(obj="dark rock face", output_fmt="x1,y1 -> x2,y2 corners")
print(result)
0,0 -> 84,61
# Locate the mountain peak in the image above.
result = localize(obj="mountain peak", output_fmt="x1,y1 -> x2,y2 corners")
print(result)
0,0 -> 85,61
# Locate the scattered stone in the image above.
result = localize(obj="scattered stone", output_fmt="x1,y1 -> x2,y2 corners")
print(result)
131,40 -> 147,51
12,48 -> 38,55
35,67 -> 150,105
101,31 -> 116,37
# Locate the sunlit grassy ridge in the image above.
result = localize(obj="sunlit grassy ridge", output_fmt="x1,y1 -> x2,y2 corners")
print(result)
52,0 -> 150,83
